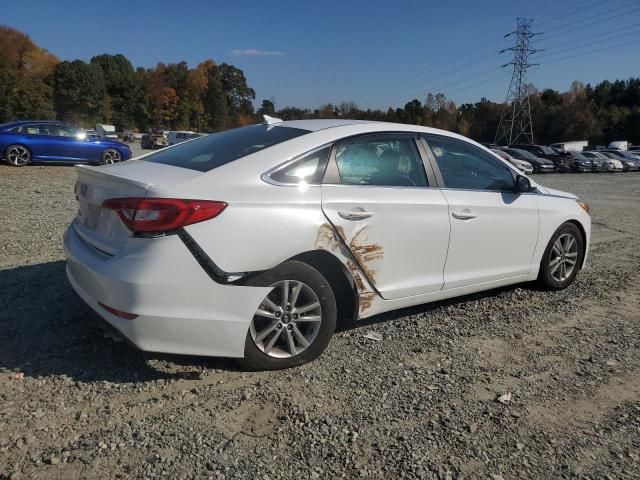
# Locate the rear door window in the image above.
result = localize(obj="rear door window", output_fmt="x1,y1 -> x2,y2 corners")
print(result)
334,136 -> 428,187
144,124 -> 310,172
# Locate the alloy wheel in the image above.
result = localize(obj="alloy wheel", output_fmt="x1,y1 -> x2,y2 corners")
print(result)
549,233 -> 578,282
250,280 -> 322,358
103,149 -> 122,164
7,146 -> 30,166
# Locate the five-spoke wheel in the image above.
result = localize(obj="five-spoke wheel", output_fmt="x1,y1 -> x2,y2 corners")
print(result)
250,280 -> 322,358
241,260 -> 337,370
549,233 -> 578,282
102,148 -> 122,165
5,145 -> 31,167
539,222 -> 584,290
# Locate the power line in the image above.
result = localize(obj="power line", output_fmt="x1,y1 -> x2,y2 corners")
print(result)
365,61 -> 501,107
537,29 -> 640,60
537,38 -> 640,65
442,72 -> 512,98
535,0 -> 619,27
537,23 -> 640,51
350,0 -> 638,110
354,41 -> 502,105
539,3 -> 640,42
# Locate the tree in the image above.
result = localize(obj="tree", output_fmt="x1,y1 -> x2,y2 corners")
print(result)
219,63 -> 255,125
53,60 -> 105,125
0,53 -> 15,122
257,99 -> 275,116
202,62 -> 228,131
0,25 -> 57,120
90,54 -> 144,129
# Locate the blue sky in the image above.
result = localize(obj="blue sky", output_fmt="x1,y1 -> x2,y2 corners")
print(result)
3,0 -> 639,109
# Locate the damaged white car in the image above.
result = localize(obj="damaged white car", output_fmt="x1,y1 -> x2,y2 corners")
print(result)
64,117 -> 591,369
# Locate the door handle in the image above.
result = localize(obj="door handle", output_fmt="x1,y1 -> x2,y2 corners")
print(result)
452,210 -> 477,220
338,210 -> 374,220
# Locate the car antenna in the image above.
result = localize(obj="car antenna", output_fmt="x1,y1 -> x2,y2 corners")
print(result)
262,114 -> 283,126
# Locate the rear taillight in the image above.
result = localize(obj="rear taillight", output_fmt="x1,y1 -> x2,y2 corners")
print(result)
102,197 -> 227,233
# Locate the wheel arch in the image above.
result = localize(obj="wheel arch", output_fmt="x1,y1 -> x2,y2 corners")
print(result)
566,219 -> 588,269
288,250 -> 359,328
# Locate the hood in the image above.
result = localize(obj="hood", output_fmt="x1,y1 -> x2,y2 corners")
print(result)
536,185 -> 578,199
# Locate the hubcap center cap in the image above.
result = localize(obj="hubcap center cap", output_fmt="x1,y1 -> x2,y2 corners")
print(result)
282,313 -> 292,323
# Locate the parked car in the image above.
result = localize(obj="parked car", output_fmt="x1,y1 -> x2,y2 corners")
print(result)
167,131 -> 202,146
580,151 -> 621,172
491,148 -> 534,174
481,142 -> 502,150
64,118 -> 591,369
0,121 -> 132,166
122,130 -> 135,143
502,147 -> 556,173
96,124 -> 118,140
565,151 -> 593,172
511,144 -> 570,171
141,130 -> 168,150
597,151 -> 640,171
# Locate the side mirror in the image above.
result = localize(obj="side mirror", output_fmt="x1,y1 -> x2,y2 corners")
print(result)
515,175 -> 532,193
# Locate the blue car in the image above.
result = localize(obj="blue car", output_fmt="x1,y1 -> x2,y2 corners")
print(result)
0,120 -> 132,167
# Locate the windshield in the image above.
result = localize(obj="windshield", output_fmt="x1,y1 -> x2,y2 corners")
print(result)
540,146 -> 556,154
572,152 -> 589,160
143,124 -> 310,172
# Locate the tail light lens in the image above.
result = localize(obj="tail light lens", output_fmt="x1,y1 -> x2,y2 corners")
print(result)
102,197 -> 227,233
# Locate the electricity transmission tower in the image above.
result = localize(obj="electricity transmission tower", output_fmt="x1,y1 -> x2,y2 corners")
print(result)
495,18 -> 542,145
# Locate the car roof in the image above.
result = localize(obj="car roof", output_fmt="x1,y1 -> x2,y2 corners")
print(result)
269,119 -> 478,141
274,119 -> 374,131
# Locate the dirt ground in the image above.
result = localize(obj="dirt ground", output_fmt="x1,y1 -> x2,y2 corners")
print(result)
1,162 -> 639,479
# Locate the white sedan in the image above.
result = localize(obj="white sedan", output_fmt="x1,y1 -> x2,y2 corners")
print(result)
64,118 -> 591,369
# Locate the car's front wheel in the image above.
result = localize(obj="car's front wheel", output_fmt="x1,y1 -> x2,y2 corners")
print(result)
5,145 -> 31,167
101,148 -> 122,165
240,260 -> 337,370
538,222 -> 584,290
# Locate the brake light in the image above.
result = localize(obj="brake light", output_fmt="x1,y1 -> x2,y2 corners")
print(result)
102,197 -> 227,233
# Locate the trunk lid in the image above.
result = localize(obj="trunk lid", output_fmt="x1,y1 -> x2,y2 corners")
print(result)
73,161 -> 201,255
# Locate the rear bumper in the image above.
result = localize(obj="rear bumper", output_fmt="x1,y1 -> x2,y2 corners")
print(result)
63,225 -> 270,358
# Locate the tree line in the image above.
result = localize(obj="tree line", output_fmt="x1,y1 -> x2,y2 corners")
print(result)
1,25 -> 639,145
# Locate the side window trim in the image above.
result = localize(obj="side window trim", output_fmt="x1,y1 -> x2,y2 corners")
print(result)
322,132 -> 434,188
421,133 -> 517,193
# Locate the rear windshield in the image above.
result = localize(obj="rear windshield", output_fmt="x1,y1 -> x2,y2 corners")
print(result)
143,124 -> 310,172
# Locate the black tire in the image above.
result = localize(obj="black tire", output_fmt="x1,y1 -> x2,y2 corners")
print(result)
239,260 -> 337,371
4,144 -> 31,167
538,222 -> 585,290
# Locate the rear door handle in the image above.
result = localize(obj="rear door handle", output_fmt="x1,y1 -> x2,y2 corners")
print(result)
452,210 -> 477,220
338,210 -> 374,220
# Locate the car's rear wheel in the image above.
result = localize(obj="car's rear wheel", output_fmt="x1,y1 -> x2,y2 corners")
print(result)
5,145 -> 31,167
240,260 -> 337,370
538,222 -> 584,290
101,148 -> 121,165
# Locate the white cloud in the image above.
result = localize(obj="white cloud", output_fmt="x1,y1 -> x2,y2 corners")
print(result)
230,49 -> 285,57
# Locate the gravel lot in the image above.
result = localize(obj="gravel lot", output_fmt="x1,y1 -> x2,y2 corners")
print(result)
1,155 -> 639,479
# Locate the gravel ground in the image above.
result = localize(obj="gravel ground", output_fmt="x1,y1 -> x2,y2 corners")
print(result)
1,159 -> 639,479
